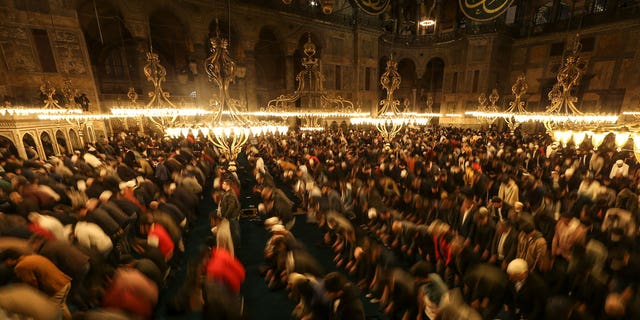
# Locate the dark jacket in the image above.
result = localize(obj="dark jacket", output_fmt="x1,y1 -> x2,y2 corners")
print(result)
220,189 -> 241,220
35,240 -> 90,278
506,272 -> 548,320
490,228 -> 518,263
329,284 -> 365,320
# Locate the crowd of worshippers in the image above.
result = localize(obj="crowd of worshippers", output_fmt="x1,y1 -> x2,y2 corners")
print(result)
249,126 -> 640,320
0,131 -> 246,319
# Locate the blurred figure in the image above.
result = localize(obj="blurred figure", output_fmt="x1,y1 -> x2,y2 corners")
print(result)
323,272 -> 365,320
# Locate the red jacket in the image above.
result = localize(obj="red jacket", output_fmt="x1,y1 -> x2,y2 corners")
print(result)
148,224 -> 174,260
206,248 -> 245,294
103,268 -> 158,319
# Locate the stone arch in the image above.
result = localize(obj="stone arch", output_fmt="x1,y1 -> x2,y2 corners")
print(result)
77,0 -> 137,95
397,58 -> 417,110
87,126 -> 96,143
40,131 -> 56,158
56,130 -> 69,154
0,135 -> 18,158
22,133 -> 39,161
255,25 -> 286,108
69,129 -> 81,150
419,57 -> 445,112
149,9 -> 189,85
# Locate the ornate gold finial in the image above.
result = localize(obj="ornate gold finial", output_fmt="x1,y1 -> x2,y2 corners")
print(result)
376,54 -> 403,142
40,81 -> 63,109
426,95 -> 433,113
505,74 -> 529,133
380,55 -> 401,105
61,79 -> 78,107
512,74 -> 528,99
127,87 -> 138,105
478,93 -> 488,108
303,33 -> 316,58
489,89 -> 500,107
546,34 -> 585,114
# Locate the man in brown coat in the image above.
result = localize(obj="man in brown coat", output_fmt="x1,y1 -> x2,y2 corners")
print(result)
1,249 -> 72,319
515,214 -> 548,272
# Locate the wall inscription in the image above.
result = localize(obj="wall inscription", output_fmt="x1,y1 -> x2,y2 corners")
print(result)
53,30 -> 86,75
0,26 -> 37,72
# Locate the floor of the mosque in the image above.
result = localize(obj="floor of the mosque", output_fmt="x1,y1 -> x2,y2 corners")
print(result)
153,168 -> 388,319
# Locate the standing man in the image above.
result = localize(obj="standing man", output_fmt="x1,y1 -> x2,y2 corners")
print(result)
220,177 -> 241,250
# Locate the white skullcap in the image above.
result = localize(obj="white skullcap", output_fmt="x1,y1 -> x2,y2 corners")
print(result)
299,165 -> 308,174
514,202 -> 524,210
27,212 -> 40,222
264,217 -> 281,229
565,167 -> 575,177
77,180 -> 87,192
507,258 -> 528,275
288,272 -> 307,286
516,148 -> 523,154
616,159 -> 624,165
99,190 -> 113,202
368,207 -> 377,219
271,224 -> 286,233
309,187 -> 321,198
478,207 -> 489,215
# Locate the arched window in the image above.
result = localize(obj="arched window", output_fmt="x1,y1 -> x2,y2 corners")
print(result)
255,26 -> 285,108
104,48 -> 125,77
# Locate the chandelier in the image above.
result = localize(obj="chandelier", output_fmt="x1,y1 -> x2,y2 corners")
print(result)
109,53 -> 212,134
191,26 -> 286,171
31,80 -> 115,148
505,75 -> 528,133
418,0 -> 437,27
263,33 -> 357,130
350,55 -> 453,131
467,89 -> 501,127
375,54 -> 403,143
541,35 -> 620,149
467,35 -> 618,140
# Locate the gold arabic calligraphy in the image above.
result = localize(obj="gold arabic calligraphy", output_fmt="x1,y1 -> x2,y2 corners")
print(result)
361,0 -> 387,10
464,0 -> 511,14
354,0 -> 390,15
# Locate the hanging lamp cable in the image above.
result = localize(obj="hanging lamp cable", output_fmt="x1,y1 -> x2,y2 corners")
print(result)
92,0 -> 104,44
